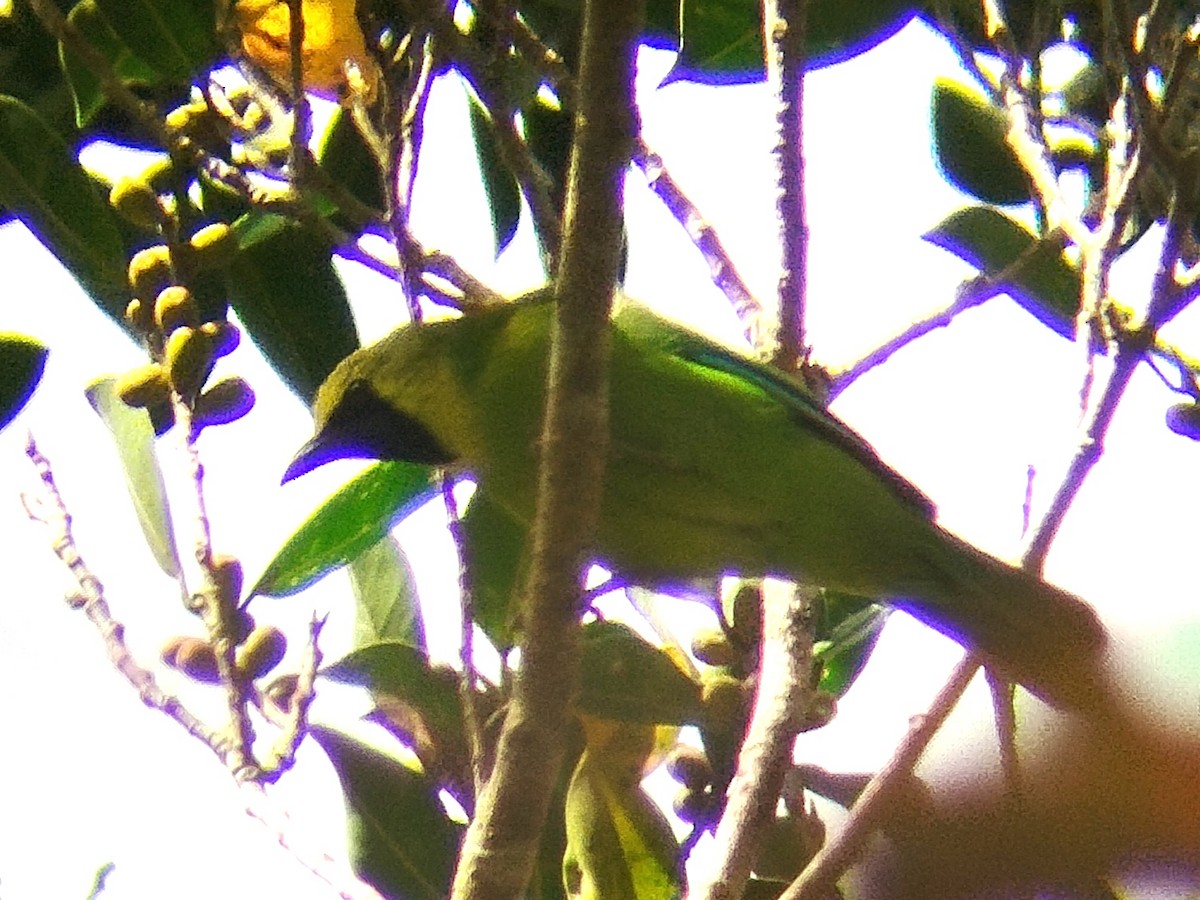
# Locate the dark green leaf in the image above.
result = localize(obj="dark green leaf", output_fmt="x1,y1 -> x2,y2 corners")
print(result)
323,642 -> 468,787
467,96 -> 521,255
523,97 -> 572,221
85,377 -> 180,577
580,620 -> 701,725
61,0 -> 158,127
924,205 -> 1082,338
310,726 -> 462,900
319,108 -> 386,217
0,96 -> 129,318
324,642 -> 464,773
932,78 -> 1030,205
671,0 -> 918,84
60,0 -> 218,127
348,535 -> 425,650
95,0 -> 217,82
251,461 -> 435,599
644,0 -> 682,46
0,334 -> 47,430
0,3 -> 79,139
325,640 -> 441,693
815,592 -> 889,697
228,209 -> 292,249
461,488 -> 526,651
225,222 -> 358,401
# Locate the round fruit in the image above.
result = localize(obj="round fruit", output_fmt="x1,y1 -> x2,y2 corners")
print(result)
176,638 -> 221,683
115,363 -> 171,410
672,784 -> 714,824
127,246 -> 173,302
664,744 -> 713,790
701,672 -> 749,732
154,285 -> 199,334
691,626 -> 738,668
236,625 -> 287,680
1166,402 -> 1200,441
194,378 -> 255,428
186,223 -> 238,269
164,326 -> 214,399
110,176 -> 164,229
200,321 -> 240,359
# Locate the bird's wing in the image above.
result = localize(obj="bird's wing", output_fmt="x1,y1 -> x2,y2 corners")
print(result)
614,302 -> 936,518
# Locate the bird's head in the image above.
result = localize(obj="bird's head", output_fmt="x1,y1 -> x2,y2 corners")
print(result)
282,327 -> 458,483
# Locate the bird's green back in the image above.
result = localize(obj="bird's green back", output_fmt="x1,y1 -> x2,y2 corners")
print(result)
358,298 -> 945,596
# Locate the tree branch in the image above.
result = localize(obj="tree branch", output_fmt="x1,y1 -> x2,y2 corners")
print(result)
779,655 -> 981,899
764,0 -> 809,370
694,581 -> 820,900
448,0 -> 643,892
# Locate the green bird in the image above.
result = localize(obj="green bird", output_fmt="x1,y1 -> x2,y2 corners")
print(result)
285,294 -> 1107,710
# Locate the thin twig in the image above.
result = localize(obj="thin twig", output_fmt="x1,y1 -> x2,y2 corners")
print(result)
23,436 -> 242,769
416,0 -> 563,261
778,655 -> 982,900
262,614 -> 326,779
389,32 -> 438,323
827,226 -> 1067,400
633,141 -> 768,345
240,781 -> 389,900
442,476 -> 487,801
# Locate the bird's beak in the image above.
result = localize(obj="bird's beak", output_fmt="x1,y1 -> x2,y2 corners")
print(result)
281,433 -> 336,483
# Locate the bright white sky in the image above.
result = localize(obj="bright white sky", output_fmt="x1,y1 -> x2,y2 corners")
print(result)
1,17 -> 1198,900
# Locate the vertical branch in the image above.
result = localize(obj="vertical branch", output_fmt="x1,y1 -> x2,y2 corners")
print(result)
392,35 -> 437,323
448,0 -> 643,893
285,0 -> 313,167
763,0 -> 809,370
695,581 -> 820,900
695,4 -> 816,897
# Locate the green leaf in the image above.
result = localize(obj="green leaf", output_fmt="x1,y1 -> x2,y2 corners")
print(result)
0,95 -> 129,318
310,726 -> 462,900
580,620 -> 701,725
0,335 -> 47,431
348,535 -> 425,650
815,592 -> 889,697
319,108 -> 386,217
523,97 -> 572,221
228,209 -> 292,250
251,461 -> 435,599
468,95 -> 521,255
1060,59 -> 1108,126
225,222 -> 358,401
0,3 -> 79,140
95,0 -> 217,82
60,0 -> 219,127
924,205 -> 1082,338
323,642 -> 466,784
671,0 -> 918,84
461,488 -> 527,651
931,78 -> 1030,205
85,377 -> 180,577
563,751 -> 683,900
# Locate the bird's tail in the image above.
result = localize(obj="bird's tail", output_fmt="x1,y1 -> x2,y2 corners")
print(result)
896,528 -> 1109,712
